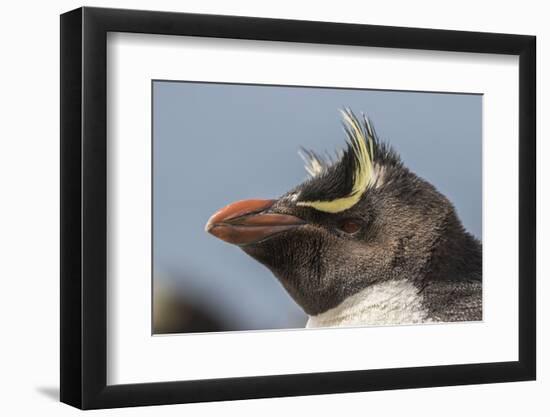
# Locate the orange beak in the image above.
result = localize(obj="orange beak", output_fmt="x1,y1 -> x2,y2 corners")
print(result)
205,199 -> 305,246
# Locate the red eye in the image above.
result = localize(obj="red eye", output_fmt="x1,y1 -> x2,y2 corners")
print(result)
338,219 -> 361,234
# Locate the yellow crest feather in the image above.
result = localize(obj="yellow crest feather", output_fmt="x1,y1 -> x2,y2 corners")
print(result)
296,109 -> 375,213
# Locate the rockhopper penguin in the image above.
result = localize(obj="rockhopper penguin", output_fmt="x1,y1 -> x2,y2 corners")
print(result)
205,110 -> 482,327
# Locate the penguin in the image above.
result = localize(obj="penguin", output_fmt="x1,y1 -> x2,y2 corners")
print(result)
205,109 -> 482,328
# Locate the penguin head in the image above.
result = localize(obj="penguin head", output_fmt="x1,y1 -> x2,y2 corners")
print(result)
206,109 -> 462,315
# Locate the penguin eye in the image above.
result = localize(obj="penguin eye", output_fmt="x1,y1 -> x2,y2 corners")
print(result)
337,219 -> 362,235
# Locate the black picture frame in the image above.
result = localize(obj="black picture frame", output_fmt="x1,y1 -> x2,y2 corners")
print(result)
60,6 -> 536,410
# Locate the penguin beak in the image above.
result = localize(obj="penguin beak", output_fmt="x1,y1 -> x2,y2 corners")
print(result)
205,199 -> 305,246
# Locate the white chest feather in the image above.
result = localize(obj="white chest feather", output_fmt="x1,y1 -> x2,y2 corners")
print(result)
306,280 -> 432,328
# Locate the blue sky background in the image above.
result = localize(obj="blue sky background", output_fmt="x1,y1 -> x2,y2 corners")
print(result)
153,81 -> 482,332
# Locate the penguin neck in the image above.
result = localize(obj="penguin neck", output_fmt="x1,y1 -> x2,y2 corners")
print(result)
306,279 -> 432,328
424,225 -> 482,283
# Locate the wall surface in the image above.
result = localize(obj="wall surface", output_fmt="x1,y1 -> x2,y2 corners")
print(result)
0,0 -> 545,415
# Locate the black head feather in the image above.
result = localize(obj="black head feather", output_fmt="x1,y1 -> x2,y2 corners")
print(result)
295,109 -> 401,207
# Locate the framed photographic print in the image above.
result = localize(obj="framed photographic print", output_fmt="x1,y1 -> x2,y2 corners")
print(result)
60,6 -> 536,409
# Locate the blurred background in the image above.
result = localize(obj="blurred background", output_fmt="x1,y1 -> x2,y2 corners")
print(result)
152,81 -> 482,334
